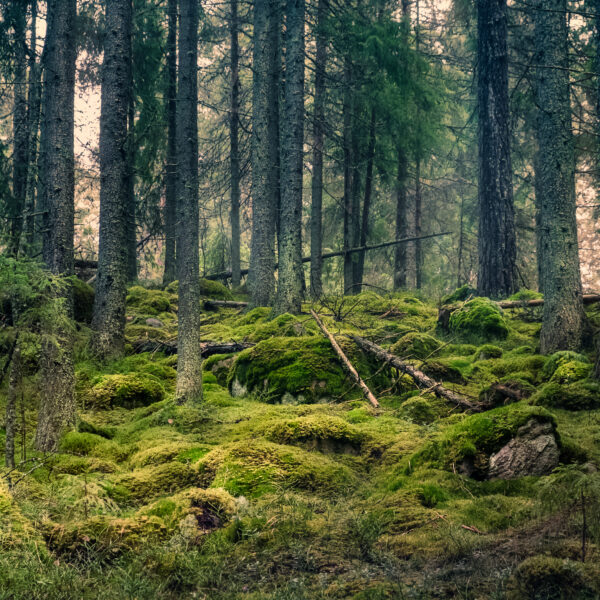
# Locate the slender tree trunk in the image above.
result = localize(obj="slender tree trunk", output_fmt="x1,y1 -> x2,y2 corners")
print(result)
92,0 -> 133,360
248,0 -> 278,306
533,149 -> 544,293
394,148 -> 408,290
476,0 -> 517,298
9,5 -> 28,257
414,156 -> 422,289
23,0 -> 41,254
356,108 -> 376,286
350,121 -> 362,291
342,59 -> 354,294
175,0 -> 202,403
35,0 -> 77,452
230,0 -> 241,288
534,0 -> 585,353
309,0 -> 328,298
163,0 -> 177,286
5,344 -> 20,469
125,56 -> 137,282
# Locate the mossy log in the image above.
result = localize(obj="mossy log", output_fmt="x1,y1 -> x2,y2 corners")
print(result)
203,299 -> 248,310
351,335 -> 480,412
131,339 -> 253,357
311,310 -> 379,408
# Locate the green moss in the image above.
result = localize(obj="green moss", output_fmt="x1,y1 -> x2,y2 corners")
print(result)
549,360 -> 591,384
113,462 -> 200,503
128,441 -> 197,468
409,403 -> 556,478
202,353 -> 235,387
438,343 -> 478,357
542,351 -> 590,380
390,332 -> 441,360
0,480 -> 45,551
533,381 -> 600,411
59,431 -> 108,455
474,344 -> 503,360
197,440 -> 357,498
124,324 -> 171,341
506,556 -> 599,600
248,313 -> 317,342
265,415 -> 365,453
508,289 -> 543,302
441,285 -> 476,305
398,396 -> 437,425
50,455 -> 118,475
199,278 -> 234,300
126,285 -> 174,315
83,373 -> 165,410
72,278 -> 94,324
420,359 -> 466,384
449,298 -> 509,341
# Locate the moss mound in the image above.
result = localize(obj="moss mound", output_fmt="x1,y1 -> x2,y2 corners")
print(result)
410,403 -> 556,478
474,344 -> 503,360
398,395 -> 437,424
228,336 -> 368,403
441,285 -> 476,305
390,332 -> 441,360
126,286 -> 174,315
0,480 -> 44,551
508,289 -> 543,302
82,373 -> 165,410
506,555 -> 599,600
542,351 -> 590,380
197,440 -> 357,498
533,380 -> 600,411
72,278 -> 94,324
202,353 -> 235,387
549,361 -> 591,385
199,278 -> 234,300
265,415 -> 365,453
449,298 -> 509,341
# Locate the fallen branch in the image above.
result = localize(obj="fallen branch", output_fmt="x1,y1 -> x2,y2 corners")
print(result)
203,299 -> 248,310
310,310 -> 379,408
206,232 -> 452,280
131,339 -> 253,357
351,335 -> 480,412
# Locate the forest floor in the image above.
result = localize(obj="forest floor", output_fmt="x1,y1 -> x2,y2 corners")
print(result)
1,282 -> 600,599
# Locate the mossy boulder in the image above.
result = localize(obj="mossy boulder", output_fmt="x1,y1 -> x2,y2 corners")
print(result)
398,396 -> 437,425
265,415 -> 366,454
508,289 -> 543,302
199,278 -> 233,300
533,380 -> 600,411
549,361 -> 591,385
82,373 -> 165,410
248,313 -> 316,342
126,286 -> 174,315
506,555 -> 599,600
542,351 -> 590,380
202,353 -> 235,387
409,404 -> 557,479
197,440 -> 357,498
228,336 -> 372,403
113,462 -> 200,503
474,344 -> 503,360
72,278 -> 94,324
390,332 -> 441,360
449,298 -> 509,341
441,285 -> 476,305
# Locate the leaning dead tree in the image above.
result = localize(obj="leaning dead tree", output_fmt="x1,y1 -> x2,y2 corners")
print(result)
351,335 -> 480,412
311,310 -> 380,408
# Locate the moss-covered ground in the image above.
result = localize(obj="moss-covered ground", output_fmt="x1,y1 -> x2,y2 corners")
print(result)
1,285 -> 600,599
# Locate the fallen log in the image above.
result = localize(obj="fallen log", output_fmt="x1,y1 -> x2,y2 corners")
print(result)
131,339 -> 253,357
206,232 -> 451,281
310,310 -> 379,408
203,299 -> 248,310
351,335 -> 480,412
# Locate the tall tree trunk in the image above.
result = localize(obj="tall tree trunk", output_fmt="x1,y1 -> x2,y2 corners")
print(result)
125,64 -> 137,282
309,0 -> 328,298
350,119 -> 362,291
533,148 -> 544,293
23,0 -> 41,254
162,0 -> 177,286
230,0 -> 241,288
5,344 -> 20,469
356,108 -> 376,286
248,0 -> 278,306
534,0 -> 585,353
9,5 -> 28,257
35,0 -> 76,452
92,0 -> 133,360
476,0 -> 517,299
275,0 -> 305,314
175,0 -> 202,403
414,156 -> 422,289
342,59 -> 354,294
394,148 -> 408,290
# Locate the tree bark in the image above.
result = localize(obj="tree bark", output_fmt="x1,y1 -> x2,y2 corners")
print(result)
309,0 -> 328,298
248,0 -> 279,307
394,149 -> 408,290
36,0 -> 77,452
476,0 -> 517,298
5,344 -> 20,469
175,0 -> 203,403
162,0 -> 178,286
92,0 -> 133,360
534,0 -> 585,353
230,0 -> 241,288
125,53 -> 137,282
342,57 -> 355,295
275,0 -> 305,314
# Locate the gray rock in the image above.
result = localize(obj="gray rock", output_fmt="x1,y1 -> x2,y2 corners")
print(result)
145,317 -> 164,328
488,418 -> 559,480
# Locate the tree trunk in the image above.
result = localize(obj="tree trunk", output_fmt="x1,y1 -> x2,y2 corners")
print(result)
9,5 -> 28,257
533,149 -> 544,294
92,0 -> 133,360
162,0 -> 177,286
125,57 -> 137,282
35,0 -> 77,452
414,157 -> 422,289
248,0 -> 279,306
476,0 -> 517,298
5,344 -> 20,469
356,108 -> 376,287
230,0 -> 241,288
342,58 -> 355,295
175,0 -> 203,403
534,0 -> 585,353
394,149 -> 408,290
309,0 -> 328,298
275,0 -> 305,314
